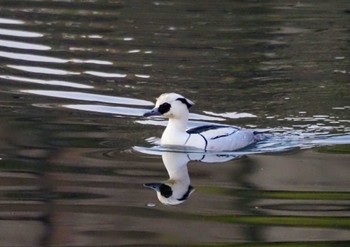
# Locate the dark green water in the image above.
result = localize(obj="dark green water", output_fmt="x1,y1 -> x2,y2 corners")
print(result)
0,1 -> 349,246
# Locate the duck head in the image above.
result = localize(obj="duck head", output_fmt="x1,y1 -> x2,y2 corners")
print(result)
144,182 -> 195,206
143,93 -> 194,119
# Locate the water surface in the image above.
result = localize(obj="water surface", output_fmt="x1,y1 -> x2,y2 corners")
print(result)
0,0 -> 349,246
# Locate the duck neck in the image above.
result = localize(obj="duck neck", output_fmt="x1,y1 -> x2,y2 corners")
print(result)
161,112 -> 189,146
162,152 -> 190,185
166,114 -> 188,133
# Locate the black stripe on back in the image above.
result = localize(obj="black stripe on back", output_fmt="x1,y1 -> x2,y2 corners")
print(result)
186,125 -> 228,134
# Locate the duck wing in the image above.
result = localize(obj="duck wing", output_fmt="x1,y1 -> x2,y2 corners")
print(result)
187,125 -> 255,151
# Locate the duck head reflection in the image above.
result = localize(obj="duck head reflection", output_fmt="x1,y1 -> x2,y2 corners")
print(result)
140,148 -> 237,205
144,152 -> 195,205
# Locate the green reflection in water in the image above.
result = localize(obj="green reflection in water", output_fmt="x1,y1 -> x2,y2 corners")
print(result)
201,215 -> 350,229
3,190 -> 106,201
0,159 -> 115,176
317,145 -> 350,154
202,187 -> 350,200
190,240 -> 350,247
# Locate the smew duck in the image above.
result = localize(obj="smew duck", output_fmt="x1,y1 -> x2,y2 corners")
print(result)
143,93 -> 261,151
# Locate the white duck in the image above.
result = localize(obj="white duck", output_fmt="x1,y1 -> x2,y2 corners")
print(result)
143,93 -> 261,151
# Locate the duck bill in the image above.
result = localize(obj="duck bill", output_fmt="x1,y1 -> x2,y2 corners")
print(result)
143,183 -> 162,192
143,108 -> 161,117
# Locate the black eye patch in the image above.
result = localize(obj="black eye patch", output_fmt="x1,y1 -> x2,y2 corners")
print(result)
176,98 -> 192,109
159,184 -> 173,198
158,103 -> 171,114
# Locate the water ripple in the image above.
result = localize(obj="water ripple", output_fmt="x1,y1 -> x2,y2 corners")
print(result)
0,27 -> 43,37
64,104 -> 146,117
20,89 -> 154,106
84,71 -> 127,78
204,110 -> 257,119
0,39 -> 50,50
0,17 -> 24,24
0,50 -> 67,63
0,75 -> 92,89
0,51 -> 112,65
8,65 -> 79,75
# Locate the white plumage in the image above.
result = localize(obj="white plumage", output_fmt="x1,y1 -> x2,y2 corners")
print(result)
144,93 -> 260,151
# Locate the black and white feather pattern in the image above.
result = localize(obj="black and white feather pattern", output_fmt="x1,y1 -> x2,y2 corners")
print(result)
186,125 -> 254,151
143,93 -> 261,151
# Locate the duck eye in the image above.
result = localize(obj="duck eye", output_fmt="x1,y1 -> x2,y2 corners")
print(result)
158,103 -> 171,114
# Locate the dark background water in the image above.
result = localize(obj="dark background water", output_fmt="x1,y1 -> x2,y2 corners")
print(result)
0,0 -> 349,246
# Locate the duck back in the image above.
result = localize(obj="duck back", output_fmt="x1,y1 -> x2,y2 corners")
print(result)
187,125 -> 255,151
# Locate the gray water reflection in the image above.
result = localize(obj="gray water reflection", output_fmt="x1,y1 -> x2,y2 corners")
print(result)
0,0 -> 350,246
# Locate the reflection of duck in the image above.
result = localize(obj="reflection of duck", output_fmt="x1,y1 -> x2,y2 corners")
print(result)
144,152 -> 194,205
143,93 -> 262,151
143,150 -> 237,205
